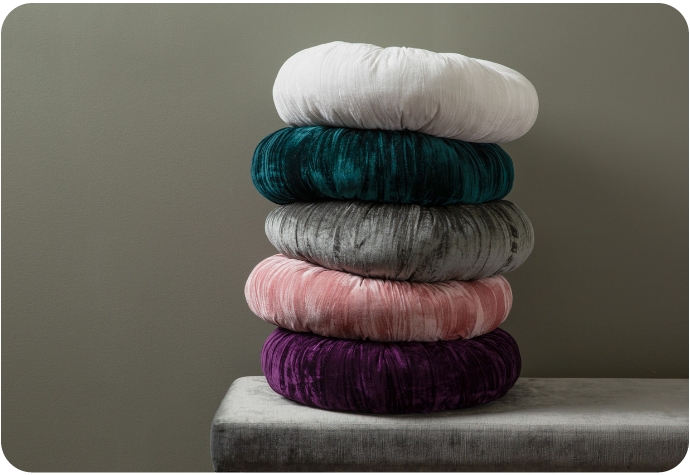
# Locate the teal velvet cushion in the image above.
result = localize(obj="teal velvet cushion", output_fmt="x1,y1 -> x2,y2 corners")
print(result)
252,126 -> 514,205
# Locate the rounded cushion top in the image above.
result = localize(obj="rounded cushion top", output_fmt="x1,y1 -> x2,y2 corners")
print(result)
262,327 -> 521,414
252,126 -> 513,205
266,200 -> 534,282
273,42 -> 539,143
245,254 -> 512,342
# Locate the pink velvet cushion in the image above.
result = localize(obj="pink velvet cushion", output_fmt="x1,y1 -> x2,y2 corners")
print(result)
245,255 -> 512,342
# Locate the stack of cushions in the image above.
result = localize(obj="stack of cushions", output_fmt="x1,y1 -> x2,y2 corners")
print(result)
245,41 -> 537,414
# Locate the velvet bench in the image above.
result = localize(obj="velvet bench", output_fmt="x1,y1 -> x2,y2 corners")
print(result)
210,376 -> 688,471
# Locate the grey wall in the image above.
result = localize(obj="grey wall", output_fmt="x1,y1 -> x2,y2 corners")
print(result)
2,4 -> 687,471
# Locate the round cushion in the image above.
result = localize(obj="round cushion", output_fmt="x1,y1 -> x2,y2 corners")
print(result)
266,200 -> 534,282
245,255 -> 512,342
262,327 -> 521,414
252,126 -> 513,205
273,41 -> 539,143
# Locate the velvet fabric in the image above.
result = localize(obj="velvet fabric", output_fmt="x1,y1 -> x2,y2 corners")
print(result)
261,327 -> 521,414
273,41 -> 539,143
252,126 -> 513,205
266,200 -> 534,282
245,255 -> 512,342
213,377 -> 689,471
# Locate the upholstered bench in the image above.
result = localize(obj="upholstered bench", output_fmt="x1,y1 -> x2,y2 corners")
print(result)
210,376 -> 687,471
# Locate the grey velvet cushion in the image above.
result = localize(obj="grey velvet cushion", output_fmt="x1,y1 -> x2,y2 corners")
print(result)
266,200 -> 534,282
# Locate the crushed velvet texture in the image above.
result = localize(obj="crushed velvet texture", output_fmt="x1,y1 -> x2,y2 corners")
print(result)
245,255 -> 512,342
273,41 -> 539,143
266,200 -> 534,282
252,126 -> 514,205
262,327 -> 521,414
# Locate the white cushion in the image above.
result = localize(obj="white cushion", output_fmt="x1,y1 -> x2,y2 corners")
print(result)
273,42 -> 539,143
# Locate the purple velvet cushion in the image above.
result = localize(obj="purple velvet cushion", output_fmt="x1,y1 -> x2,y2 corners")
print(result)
262,327 -> 521,414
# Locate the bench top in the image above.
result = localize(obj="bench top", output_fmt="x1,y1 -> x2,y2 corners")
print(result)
211,376 -> 688,471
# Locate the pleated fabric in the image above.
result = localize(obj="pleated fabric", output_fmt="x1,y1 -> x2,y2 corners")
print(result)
262,327 -> 521,414
273,42 -> 539,143
266,200 -> 534,282
245,254 -> 512,342
250,41 -> 533,415
252,126 -> 513,205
